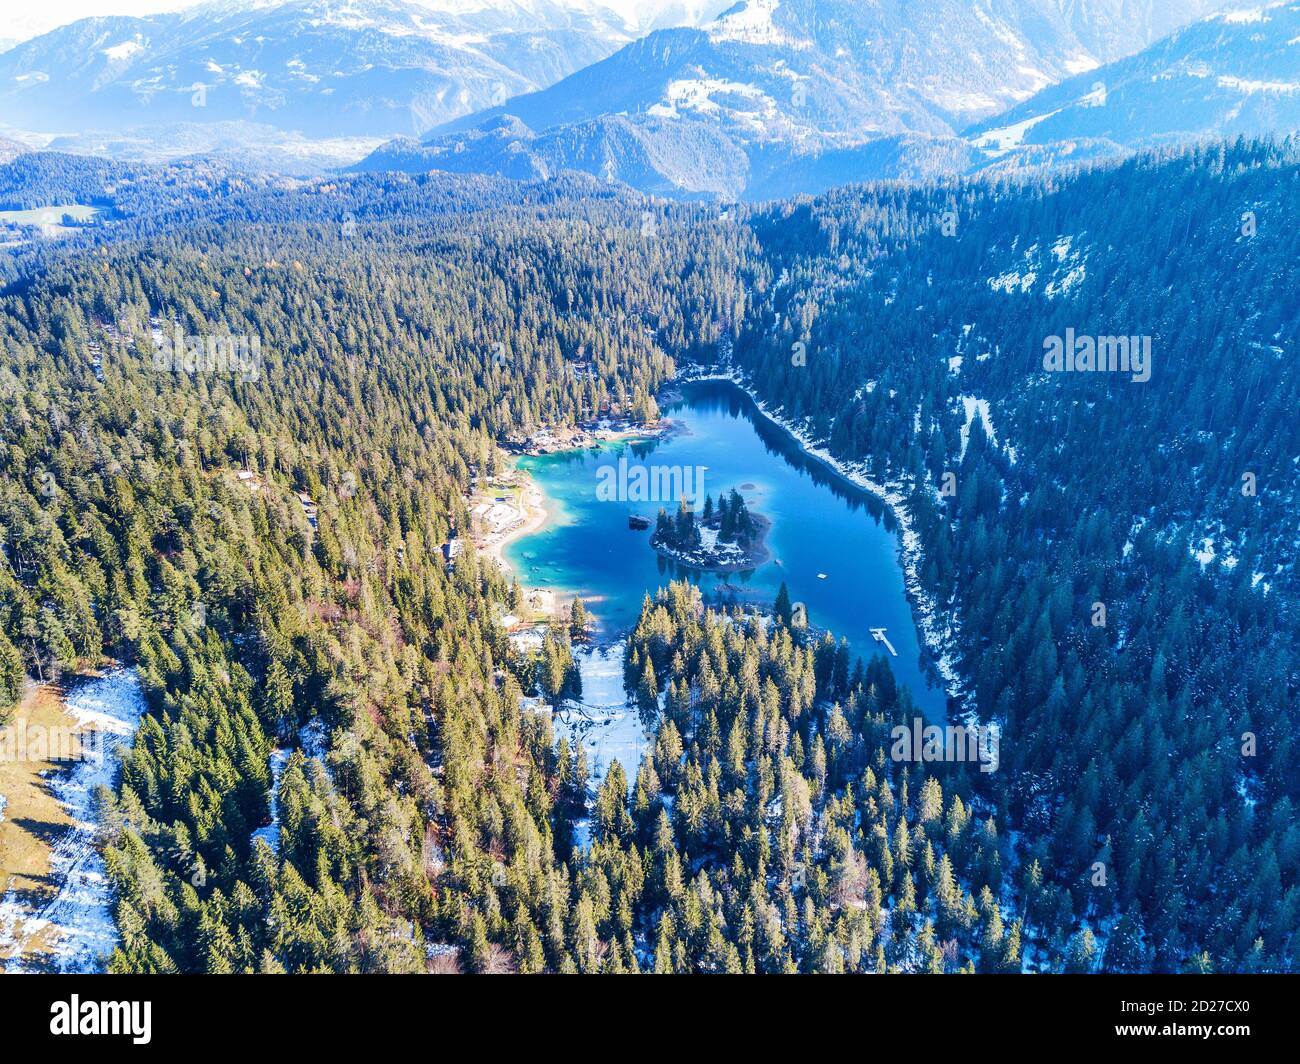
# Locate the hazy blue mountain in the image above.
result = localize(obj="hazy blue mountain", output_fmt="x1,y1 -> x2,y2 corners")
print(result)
436,0 -> 1105,141
357,0 -> 1229,198
0,136 -> 29,165
966,4 -> 1300,166
353,115 -> 983,199
0,0 -> 1240,186
1050,0 -> 1230,61
44,119 -> 394,175
0,0 -> 641,140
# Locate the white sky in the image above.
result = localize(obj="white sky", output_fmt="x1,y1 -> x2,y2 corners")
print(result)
3,0 -> 719,45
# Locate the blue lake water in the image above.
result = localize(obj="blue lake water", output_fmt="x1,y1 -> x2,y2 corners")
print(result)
507,380 -> 947,719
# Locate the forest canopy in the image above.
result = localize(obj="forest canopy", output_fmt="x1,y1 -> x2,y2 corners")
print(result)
1,137 -> 1297,973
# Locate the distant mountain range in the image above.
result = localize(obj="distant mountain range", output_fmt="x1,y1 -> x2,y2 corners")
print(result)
0,0 -> 674,141
0,136 -> 29,165
355,0 -> 1237,197
965,3 -> 1300,168
7,0 -> 1296,195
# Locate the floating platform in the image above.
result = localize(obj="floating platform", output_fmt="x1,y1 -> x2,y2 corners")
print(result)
870,627 -> 898,656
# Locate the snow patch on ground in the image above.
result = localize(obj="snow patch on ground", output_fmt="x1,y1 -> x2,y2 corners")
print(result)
251,748 -> 292,852
958,396 -> 996,459
533,641 -> 648,851
970,109 -> 1059,154
1045,263 -> 1086,298
1237,773 -> 1259,808
101,40 -> 143,61
1217,75 -> 1300,94
988,268 -> 1037,293
988,237 -> 1085,298
656,522 -> 751,568
300,718 -> 328,760
706,0 -> 801,46
647,77 -> 777,120
1219,8 -> 1269,23
511,636 -> 646,795
1045,235 -> 1087,298
251,719 -> 331,853
1189,536 -> 1246,576
1,668 -> 146,973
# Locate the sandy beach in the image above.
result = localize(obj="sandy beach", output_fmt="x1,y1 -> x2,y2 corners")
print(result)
478,474 -> 549,576
477,418 -> 669,625
473,468 -> 571,627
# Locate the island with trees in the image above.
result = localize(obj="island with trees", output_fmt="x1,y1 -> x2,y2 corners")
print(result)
650,489 -> 770,572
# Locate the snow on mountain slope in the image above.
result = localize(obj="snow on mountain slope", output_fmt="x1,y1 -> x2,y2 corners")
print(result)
0,0 -> 646,140
3,0 -> 1234,185
965,2 -> 1300,164
438,0 -> 1135,142
356,0 -> 1222,197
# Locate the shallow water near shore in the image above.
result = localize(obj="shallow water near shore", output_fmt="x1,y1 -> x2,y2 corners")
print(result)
507,380 -> 947,719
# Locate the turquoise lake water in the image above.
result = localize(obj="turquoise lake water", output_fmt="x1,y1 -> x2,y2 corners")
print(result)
506,380 -> 947,719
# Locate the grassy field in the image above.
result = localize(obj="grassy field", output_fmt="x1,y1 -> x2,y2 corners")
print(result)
485,478 -> 522,504
0,684 -> 81,964
0,203 -> 101,225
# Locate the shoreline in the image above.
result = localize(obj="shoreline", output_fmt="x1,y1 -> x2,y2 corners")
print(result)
479,419 -> 671,629
679,370 -> 965,709
475,469 -> 567,626
480,379 -> 962,714
505,418 -> 670,458
477,471 -> 550,578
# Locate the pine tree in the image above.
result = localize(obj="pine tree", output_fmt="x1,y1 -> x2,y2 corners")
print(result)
0,627 -> 24,722
569,597 -> 589,641
774,582 -> 793,625
637,658 -> 659,714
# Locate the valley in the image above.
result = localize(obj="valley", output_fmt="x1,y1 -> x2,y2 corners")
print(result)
0,0 -> 1296,994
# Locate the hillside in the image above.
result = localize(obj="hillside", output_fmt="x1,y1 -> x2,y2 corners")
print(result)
356,0 -> 1233,196
966,3 -> 1300,167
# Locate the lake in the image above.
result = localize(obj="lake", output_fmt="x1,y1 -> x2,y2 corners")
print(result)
507,380 -> 947,720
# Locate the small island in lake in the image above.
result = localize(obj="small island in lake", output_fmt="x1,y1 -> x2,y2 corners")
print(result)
650,489 -> 771,572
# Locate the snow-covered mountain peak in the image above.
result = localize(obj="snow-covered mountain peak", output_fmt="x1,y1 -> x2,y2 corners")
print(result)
705,0 -> 789,45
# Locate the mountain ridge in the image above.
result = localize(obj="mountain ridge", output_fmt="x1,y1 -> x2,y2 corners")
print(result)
964,3 -> 1300,169
356,0 -> 1237,198
0,0 -> 648,142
